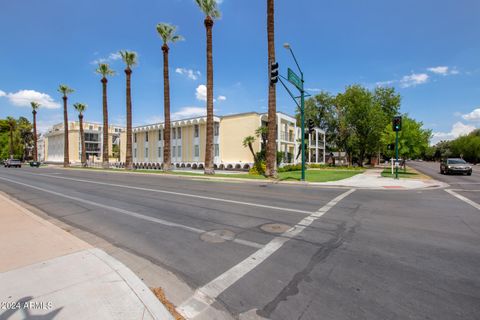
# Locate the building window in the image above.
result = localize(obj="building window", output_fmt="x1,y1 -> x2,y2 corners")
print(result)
172,146 -> 176,158
158,130 -> 162,141
194,145 -> 199,157
134,148 -> 137,158
172,128 -> 176,140
158,147 -> 162,157
134,133 -> 137,143
89,125 -> 93,130
214,144 -> 219,157
145,133 -> 149,142
178,146 -> 182,158
194,125 -> 199,138
177,127 -> 182,139
214,123 -> 219,136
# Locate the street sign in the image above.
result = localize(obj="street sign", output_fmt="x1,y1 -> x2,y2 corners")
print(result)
288,68 -> 302,91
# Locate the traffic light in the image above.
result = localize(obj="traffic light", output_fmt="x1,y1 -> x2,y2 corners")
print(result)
270,61 -> 279,84
392,116 -> 402,132
307,119 -> 315,134
387,143 -> 395,150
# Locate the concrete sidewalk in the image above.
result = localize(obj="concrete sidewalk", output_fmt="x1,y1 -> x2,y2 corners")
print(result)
0,192 -> 174,320
317,168 -> 448,189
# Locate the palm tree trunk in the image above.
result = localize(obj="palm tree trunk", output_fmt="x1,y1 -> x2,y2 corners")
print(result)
265,0 -> 277,178
33,111 -> 38,161
102,77 -> 109,168
63,96 -> 70,167
79,114 -> 86,166
204,16 -> 215,175
162,44 -> 172,171
125,68 -> 133,170
9,129 -> 14,159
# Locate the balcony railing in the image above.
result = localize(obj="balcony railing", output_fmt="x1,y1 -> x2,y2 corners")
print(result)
280,131 -> 294,142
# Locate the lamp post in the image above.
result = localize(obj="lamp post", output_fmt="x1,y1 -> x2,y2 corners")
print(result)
283,43 -> 306,181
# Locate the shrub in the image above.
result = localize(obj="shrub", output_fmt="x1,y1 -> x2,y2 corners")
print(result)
278,164 -> 302,172
249,161 -> 266,175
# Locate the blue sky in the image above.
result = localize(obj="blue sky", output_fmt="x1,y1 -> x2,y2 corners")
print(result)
0,0 -> 479,144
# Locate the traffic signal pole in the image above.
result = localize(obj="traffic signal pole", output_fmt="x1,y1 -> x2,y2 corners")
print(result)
395,130 -> 399,179
300,74 -> 305,181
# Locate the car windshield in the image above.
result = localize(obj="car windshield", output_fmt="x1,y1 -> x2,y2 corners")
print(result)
448,159 -> 467,164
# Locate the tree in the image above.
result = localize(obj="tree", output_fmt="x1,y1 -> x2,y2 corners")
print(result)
58,84 -> 74,167
73,103 -> 87,166
96,63 -> 115,169
6,117 -> 16,159
195,0 -> 221,175
31,102 -> 40,161
265,0 -> 277,178
157,23 -> 184,172
0,117 -> 32,160
120,50 -> 138,170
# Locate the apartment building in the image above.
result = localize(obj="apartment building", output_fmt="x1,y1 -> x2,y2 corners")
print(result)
43,122 -> 124,164
129,112 -> 325,170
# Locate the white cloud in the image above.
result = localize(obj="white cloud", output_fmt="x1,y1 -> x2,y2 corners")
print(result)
462,108 -> 480,121
91,51 -> 123,65
176,68 -> 201,80
217,95 -> 227,101
432,122 -> 476,144
306,88 -> 322,92
196,84 -> 207,101
171,107 -> 206,120
400,73 -> 429,88
427,66 -> 449,75
1,89 -> 60,109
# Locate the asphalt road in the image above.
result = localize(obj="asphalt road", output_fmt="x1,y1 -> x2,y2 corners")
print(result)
0,166 -> 479,320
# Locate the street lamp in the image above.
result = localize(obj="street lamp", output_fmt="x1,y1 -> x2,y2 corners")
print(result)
283,43 -> 306,181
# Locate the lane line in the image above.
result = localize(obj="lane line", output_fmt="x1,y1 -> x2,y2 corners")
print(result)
31,173 -> 315,215
177,188 -> 356,319
0,176 -> 263,249
445,189 -> 480,211
449,189 -> 480,192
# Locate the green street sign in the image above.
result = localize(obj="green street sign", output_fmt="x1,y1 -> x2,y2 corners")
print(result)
287,68 -> 302,91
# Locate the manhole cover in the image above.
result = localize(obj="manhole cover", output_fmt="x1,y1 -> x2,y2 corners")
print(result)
200,229 -> 235,243
260,223 -> 291,234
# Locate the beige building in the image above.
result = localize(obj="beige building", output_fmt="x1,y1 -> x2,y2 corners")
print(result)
127,112 -> 325,170
43,121 -> 124,164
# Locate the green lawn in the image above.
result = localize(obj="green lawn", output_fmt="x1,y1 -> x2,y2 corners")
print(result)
381,168 -> 419,179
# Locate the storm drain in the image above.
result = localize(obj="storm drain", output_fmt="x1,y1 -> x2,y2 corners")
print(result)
260,223 -> 291,234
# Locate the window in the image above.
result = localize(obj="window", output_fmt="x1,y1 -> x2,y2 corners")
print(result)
172,146 -> 176,158
194,145 -> 199,157
177,127 -> 182,139
134,148 -> 137,158
145,133 -> 149,142
145,148 -> 149,158
158,147 -> 162,157
158,130 -> 162,141
194,125 -> 199,138
89,125 -> 93,130
134,133 -> 137,143
214,144 -> 219,157
172,128 -> 176,140
178,146 -> 182,158
214,123 -> 219,136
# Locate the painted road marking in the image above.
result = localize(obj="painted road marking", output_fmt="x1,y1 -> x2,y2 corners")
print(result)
445,189 -> 480,211
177,188 -> 356,319
0,176 -> 263,249
449,189 -> 480,192
34,173 -> 314,215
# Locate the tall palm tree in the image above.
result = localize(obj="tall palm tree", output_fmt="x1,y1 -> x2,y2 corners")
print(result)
30,102 -> 40,161
58,84 -> 74,167
195,0 -> 221,175
265,0 -> 277,178
73,103 -> 87,167
96,63 -> 115,169
156,23 -> 183,172
119,51 -> 137,170
6,117 -> 16,159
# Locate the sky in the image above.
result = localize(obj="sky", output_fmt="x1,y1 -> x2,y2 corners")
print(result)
0,0 -> 479,144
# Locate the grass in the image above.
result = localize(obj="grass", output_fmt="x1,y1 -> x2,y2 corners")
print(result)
381,167 -> 419,179
65,166 -> 363,182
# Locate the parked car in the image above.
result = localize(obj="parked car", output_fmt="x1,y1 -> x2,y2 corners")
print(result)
440,158 -> 472,175
29,161 -> 41,167
4,159 -> 22,168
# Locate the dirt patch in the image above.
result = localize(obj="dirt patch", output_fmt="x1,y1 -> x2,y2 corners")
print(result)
151,287 -> 185,320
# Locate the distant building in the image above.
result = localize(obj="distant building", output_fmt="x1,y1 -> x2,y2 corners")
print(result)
43,122 -> 124,164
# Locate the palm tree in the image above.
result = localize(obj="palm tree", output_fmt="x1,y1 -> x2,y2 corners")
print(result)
156,23 -> 183,172
195,0 -> 221,175
119,51 -> 137,170
73,103 -> 87,167
265,0 -> 277,178
58,84 -> 74,167
31,102 -> 40,161
6,117 -> 16,159
96,63 -> 115,169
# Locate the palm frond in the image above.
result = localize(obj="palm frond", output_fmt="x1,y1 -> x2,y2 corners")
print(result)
156,23 -> 184,45
195,0 -> 221,19
30,101 -> 40,111
73,103 -> 87,115
96,63 -> 116,77
119,50 -> 138,68
58,84 -> 74,96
